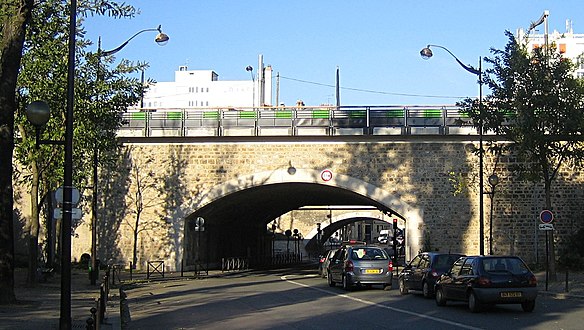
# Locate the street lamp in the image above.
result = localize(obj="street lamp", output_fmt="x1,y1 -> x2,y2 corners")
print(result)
488,174 -> 499,255
60,1 -> 77,328
420,44 -> 485,255
90,24 -> 169,285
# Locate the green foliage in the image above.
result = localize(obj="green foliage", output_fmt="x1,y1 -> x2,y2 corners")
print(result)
458,31 -> 584,186
14,0 -> 145,197
558,228 -> 584,270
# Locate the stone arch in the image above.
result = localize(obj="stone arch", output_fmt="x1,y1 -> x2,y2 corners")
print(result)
195,168 -> 423,258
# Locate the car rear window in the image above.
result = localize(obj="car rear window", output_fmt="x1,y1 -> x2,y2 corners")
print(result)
351,248 -> 388,260
434,255 -> 462,270
482,257 -> 531,275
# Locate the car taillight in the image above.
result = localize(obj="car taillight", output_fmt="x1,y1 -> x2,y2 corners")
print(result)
319,257 -> 325,263
388,260 -> 393,272
528,275 -> 537,286
345,260 -> 354,272
430,269 -> 439,278
477,276 -> 492,287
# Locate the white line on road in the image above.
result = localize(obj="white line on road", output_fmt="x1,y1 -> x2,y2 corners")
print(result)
281,275 -> 483,330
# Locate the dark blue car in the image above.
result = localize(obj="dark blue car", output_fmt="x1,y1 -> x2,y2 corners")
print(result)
399,252 -> 464,298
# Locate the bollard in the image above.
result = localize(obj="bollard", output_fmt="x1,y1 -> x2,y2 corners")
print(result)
90,306 -> 97,330
86,317 -> 94,330
565,269 -> 569,292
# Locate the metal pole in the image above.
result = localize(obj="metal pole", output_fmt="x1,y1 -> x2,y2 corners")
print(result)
60,0 -> 76,328
91,147 -> 97,285
478,56 -> 485,256
489,187 -> 495,255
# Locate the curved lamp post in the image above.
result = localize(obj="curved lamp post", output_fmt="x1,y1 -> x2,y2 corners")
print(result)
420,44 -> 485,255
90,26 -> 169,285
488,174 -> 499,255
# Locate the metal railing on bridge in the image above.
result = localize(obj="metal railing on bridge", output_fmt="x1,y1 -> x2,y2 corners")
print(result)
119,105 -> 486,138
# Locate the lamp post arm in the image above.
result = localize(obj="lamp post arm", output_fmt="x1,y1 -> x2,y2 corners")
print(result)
101,26 -> 161,56
428,44 -> 481,76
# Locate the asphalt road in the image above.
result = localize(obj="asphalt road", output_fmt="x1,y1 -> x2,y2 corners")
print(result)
124,268 -> 584,330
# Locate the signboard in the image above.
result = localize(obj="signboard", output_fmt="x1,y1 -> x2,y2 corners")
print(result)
53,207 -> 83,220
320,169 -> 333,181
540,210 -> 554,224
55,186 -> 81,206
539,223 -> 554,231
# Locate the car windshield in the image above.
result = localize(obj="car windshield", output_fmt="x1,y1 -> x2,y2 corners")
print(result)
434,255 -> 462,270
482,257 -> 531,275
351,248 -> 388,260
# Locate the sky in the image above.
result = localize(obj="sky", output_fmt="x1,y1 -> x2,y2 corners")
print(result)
82,1 -> 584,107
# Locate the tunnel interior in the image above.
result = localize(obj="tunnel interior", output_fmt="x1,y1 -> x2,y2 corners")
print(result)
185,182 -> 402,268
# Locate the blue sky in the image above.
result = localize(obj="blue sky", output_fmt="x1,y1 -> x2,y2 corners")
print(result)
82,1 -> 584,106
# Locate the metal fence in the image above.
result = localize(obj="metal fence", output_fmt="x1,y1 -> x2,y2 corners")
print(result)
119,105 -> 487,138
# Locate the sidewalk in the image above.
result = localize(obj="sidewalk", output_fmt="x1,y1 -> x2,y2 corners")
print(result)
1,267 -> 582,330
535,270 -> 584,299
0,267 -> 119,330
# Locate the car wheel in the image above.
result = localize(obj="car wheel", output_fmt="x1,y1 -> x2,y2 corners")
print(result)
383,283 -> 392,291
521,300 -> 536,312
327,273 -> 335,287
342,275 -> 352,291
422,281 -> 432,298
435,287 -> 446,306
399,279 -> 409,295
468,291 -> 482,313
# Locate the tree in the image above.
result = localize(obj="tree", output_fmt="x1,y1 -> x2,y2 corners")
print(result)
459,31 -> 584,280
121,146 -> 166,269
0,0 -> 35,305
12,0 -> 141,286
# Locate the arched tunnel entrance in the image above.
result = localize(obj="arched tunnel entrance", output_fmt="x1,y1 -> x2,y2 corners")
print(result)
184,169 -> 421,269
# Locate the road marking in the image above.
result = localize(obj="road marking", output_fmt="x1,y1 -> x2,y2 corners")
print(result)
281,275 -> 483,330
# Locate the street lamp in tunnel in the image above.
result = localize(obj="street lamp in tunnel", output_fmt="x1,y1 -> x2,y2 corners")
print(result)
420,44 -> 485,255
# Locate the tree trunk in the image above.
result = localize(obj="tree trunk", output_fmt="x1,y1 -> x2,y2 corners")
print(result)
132,211 -> 140,269
27,160 -> 40,286
0,0 -> 34,305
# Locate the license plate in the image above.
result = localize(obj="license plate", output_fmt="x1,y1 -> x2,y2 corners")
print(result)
500,291 -> 522,298
364,269 -> 381,274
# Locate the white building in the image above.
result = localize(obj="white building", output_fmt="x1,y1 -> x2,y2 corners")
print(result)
517,13 -> 584,78
140,55 -> 273,110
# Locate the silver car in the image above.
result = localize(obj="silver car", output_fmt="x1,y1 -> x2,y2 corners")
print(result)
327,245 -> 393,291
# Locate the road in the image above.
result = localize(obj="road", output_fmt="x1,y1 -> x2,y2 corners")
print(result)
125,267 -> 584,330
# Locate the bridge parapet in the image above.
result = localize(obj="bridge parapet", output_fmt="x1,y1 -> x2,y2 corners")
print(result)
119,105 -> 492,138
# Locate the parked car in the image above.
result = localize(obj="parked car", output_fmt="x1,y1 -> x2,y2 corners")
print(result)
318,249 -> 337,278
327,244 -> 393,291
399,252 -> 464,298
434,255 -> 538,313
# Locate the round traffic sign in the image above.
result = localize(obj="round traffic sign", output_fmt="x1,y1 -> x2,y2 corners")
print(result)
540,210 -> 554,224
320,169 -> 333,181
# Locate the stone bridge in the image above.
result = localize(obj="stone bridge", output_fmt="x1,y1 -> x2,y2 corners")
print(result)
25,134 -> 583,271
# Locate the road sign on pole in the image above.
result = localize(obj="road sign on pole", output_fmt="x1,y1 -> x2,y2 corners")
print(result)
540,210 -> 554,224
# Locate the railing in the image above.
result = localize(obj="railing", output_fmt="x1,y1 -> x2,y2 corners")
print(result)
119,105 -> 489,138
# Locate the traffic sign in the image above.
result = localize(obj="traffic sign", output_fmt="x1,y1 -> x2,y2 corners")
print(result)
53,207 -> 83,220
539,223 -> 554,231
55,186 -> 81,206
540,210 -> 554,224
320,169 -> 333,181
